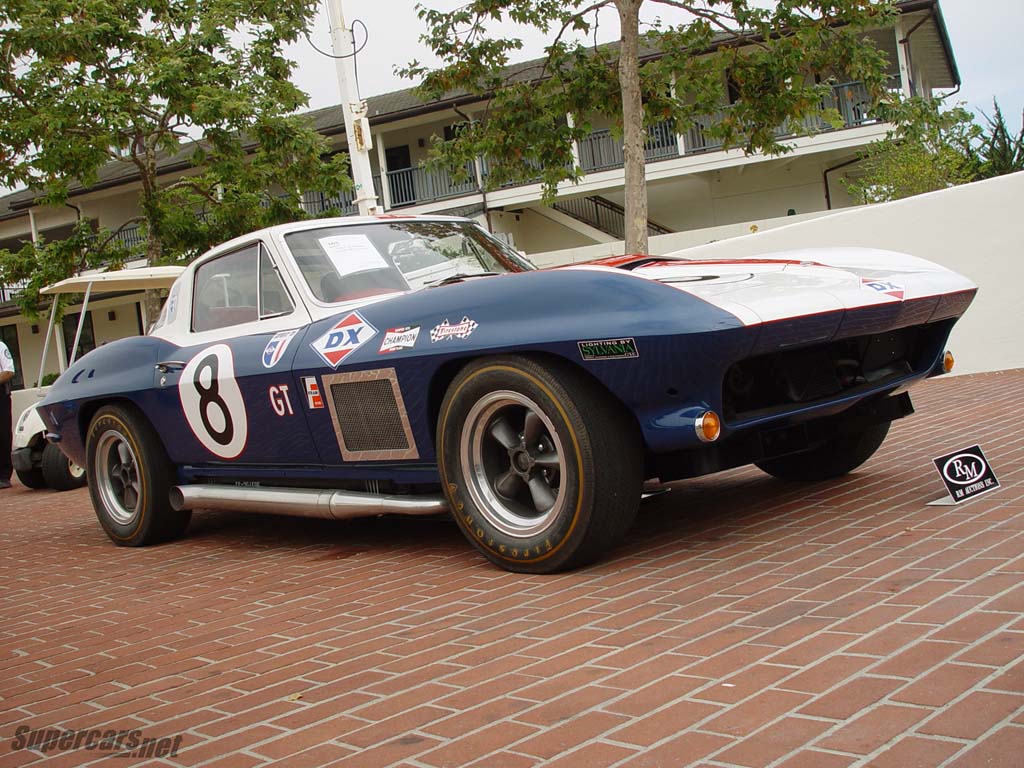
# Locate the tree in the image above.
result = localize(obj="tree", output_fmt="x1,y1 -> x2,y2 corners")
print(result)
402,0 -> 897,254
0,0 -> 350,315
977,100 -> 1024,180
843,97 -> 982,205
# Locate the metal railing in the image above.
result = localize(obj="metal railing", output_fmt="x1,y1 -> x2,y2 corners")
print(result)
552,195 -> 673,240
385,162 -> 479,208
685,79 -> 894,155
0,280 -> 29,303
577,120 -> 679,173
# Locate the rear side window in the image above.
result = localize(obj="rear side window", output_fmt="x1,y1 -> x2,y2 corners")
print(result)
192,246 -> 259,332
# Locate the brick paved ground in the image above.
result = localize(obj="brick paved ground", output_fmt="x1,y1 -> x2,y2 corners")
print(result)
1,369 -> 1022,768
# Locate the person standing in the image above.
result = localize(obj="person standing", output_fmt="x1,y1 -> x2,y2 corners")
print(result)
0,340 -> 15,489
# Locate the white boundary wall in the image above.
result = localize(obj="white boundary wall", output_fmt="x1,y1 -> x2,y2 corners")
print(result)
535,171 -> 1024,376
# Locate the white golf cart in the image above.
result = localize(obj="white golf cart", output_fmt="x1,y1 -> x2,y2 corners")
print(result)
10,267 -> 184,490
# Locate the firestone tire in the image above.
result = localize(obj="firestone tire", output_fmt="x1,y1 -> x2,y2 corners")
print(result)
756,421 -> 891,482
85,404 -> 190,546
15,467 -> 47,490
41,442 -> 88,491
438,356 -> 643,574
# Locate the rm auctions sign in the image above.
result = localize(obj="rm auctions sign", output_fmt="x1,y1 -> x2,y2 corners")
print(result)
932,445 -> 1000,504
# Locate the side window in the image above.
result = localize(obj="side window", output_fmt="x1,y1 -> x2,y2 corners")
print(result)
259,246 -> 294,319
192,245 -> 259,332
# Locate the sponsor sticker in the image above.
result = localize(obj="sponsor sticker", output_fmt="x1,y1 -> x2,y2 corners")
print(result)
578,337 -> 639,360
932,444 -> 1000,503
380,326 -> 421,354
302,376 -> 325,410
861,278 -> 905,300
430,316 -> 478,343
310,312 -> 377,367
262,329 -> 299,369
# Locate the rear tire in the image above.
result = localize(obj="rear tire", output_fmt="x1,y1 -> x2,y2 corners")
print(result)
756,421 -> 890,481
15,467 -> 47,490
86,404 -> 190,546
41,442 -> 88,491
438,356 -> 642,573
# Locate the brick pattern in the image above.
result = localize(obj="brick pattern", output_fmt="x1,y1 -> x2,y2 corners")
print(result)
1,369 -> 1022,767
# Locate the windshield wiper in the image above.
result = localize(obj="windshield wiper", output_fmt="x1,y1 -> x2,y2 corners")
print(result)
425,272 -> 500,288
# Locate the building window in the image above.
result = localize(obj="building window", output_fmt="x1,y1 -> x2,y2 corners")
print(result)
62,311 -> 97,363
0,324 -> 24,390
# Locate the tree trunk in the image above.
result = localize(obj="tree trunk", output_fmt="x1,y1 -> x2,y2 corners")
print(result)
616,0 -> 649,255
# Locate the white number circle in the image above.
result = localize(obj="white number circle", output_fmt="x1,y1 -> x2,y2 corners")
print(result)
179,344 -> 248,459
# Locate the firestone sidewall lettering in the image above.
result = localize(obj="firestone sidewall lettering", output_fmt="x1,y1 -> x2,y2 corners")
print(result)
179,344 -> 248,459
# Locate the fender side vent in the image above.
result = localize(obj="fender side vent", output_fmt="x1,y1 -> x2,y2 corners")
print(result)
323,368 -> 419,461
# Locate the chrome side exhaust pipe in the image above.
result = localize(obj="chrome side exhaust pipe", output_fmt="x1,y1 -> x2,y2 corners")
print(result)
169,484 -> 448,520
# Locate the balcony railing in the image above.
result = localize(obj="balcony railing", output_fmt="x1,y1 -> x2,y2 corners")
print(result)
577,120 -> 679,173
386,162 -> 479,208
686,80 -> 892,154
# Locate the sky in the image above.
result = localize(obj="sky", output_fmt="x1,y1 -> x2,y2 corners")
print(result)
288,0 -> 1023,130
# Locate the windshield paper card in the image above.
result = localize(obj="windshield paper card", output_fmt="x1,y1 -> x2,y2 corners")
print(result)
318,234 -> 389,277
310,312 -> 377,368
380,326 -> 420,354
932,444 -> 1000,503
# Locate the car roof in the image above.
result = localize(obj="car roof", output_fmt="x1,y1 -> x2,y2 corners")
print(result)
195,214 -> 475,266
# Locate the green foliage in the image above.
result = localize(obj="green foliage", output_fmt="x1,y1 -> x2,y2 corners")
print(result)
399,0 -> 897,202
0,0 -> 351,306
977,100 -> 1024,180
844,97 -> 982,204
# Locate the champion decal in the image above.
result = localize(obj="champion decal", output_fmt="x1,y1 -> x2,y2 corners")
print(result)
380,326 -> 420,354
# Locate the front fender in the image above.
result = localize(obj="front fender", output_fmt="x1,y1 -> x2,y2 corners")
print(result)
37,336 -> 168,467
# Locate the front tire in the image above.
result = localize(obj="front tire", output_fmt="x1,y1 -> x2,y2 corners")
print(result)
438,356 -> 642,573
41,442 -> 88,491
756,421 -> 891,482
86,404 -> 190,546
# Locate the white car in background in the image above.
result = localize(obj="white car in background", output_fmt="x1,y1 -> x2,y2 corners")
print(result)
10,267 -> 184,490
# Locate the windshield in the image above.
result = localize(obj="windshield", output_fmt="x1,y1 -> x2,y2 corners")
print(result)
284,220 -> 533,304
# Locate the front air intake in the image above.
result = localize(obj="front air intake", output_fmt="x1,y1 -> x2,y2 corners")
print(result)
322,368 -> 419,461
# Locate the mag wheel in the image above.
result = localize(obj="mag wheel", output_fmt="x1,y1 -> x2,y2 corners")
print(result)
438,356 -> 642,573
86,404 -> 190,546
41,442 -> 87,491
756,421 -> 891,482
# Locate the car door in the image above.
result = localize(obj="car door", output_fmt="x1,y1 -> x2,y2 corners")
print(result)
148,241 -> 321,467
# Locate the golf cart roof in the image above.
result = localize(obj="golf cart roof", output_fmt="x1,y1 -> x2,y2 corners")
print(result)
40,266 -> 185,296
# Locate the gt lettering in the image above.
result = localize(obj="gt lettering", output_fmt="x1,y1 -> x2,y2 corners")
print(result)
269,385 -> 294,417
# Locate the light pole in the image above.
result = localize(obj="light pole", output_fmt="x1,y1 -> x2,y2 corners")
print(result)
324,0 -> 380,216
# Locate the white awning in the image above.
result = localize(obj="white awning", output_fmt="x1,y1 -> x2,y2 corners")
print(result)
40,266 -> 185,296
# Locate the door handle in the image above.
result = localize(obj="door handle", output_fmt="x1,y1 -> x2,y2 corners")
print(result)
155,360 -> 186,373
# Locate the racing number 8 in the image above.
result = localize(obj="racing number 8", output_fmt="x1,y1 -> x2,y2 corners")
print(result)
179,344 -> 248,460
194,353 -> 234,446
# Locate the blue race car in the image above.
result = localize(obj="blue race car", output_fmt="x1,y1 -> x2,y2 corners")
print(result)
38,216 -> 975,572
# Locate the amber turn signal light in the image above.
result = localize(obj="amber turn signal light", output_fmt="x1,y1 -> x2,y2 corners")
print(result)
695,411 -> 721,443
943,350 -> 955,373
